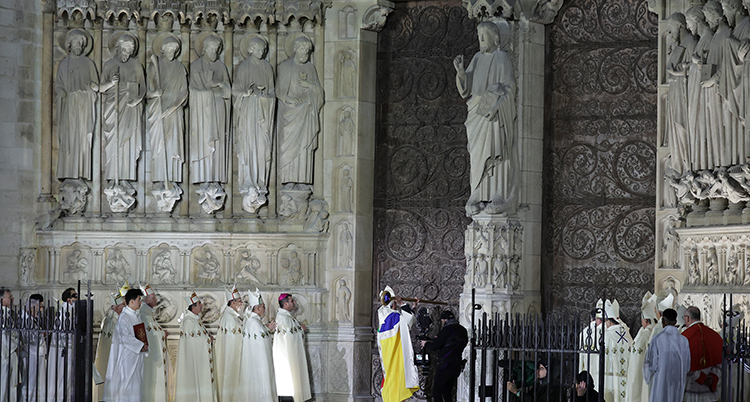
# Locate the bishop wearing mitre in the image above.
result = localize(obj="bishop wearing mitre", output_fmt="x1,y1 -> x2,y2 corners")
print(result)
96,282 -> 129,401
215,287 -> 244,402
238,288 -> 278,400
625,292 -> 657,402
140,285 -> 172,402
174,291 -> 217,402
273,293 -> 312,402
104,288 -> 148,402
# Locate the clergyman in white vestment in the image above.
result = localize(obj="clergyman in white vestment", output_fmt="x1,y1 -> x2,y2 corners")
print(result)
642,308 -> 690,402
104,289 -> 148,402
139,285 -> 172,402
273,293 -> 312,402
96,291 -> 126,401
215,287 -> 244,402
625,292 -> 657,402
47,288 -> 77,402
0,289 -> 18,402
602,300 -> 632,402
174,292 -> 217,402
238,288 -> 278,401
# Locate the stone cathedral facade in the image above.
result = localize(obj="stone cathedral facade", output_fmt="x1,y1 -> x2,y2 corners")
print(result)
7,0 -> 748,400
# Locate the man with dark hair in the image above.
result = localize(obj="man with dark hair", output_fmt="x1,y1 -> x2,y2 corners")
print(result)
574,371 -> 599,402
61,288 -> 77,305
682,305 -> 722,402
643,308 -> 690,402
104,288 -> 146,401
21,293 -> 45,401
420,310 -> 468,402
175,291 -> 216,402
273,293 -> 311,402
0,287 -> 18,402
506,359 -> 560,401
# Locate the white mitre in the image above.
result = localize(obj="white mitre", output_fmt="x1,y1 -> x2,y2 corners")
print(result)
656,292 -> 674,312
247,288 -> 264,308
641,292 -> 657,320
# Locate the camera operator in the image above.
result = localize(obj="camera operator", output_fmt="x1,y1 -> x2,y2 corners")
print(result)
420,310 -> 468,402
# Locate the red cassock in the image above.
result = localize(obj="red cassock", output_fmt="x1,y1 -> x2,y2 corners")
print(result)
681,323 -> 723,372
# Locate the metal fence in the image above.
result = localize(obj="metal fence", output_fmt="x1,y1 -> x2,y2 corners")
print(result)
0,282 -> 93,402
468,292 -> 750,402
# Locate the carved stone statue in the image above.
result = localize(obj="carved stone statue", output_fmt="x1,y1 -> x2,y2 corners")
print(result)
106,249 -> 130,284
277,35 -> 324,186
338,222 -> 353,269
335,278 -> 352,323
189,33 -> 231,184
337,108 -> 354,156
19,249 -> 36,287
493,255 -> 507,287
474,253 -> 488,287
152,250 -> 175,284
55,28 -> 98,181
688,247 -> 701,285
455,21 -> 517,216
338,50 -> 356,98
99,31 -> 145,183
59,178 -> 89,215
233,35 -> 276,213
726,244 -> 739,285
665,13 -> 695,175
339,168 -> 354,213
706,246 -> 719,286
661,218 -> 679,269
196,250 -> 221,285
147,32 -> 187,212
685,5 -> 713,170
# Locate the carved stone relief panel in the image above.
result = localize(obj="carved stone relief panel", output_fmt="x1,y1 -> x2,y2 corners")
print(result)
335,48 -> 357,98
104,245 -> 135,285
234,248 -> 265,285
61,243 -> 91,284
278,244 -> 305,286
192,246 -> 223,286
546,0 -> 658,326
149,244 -> 179,285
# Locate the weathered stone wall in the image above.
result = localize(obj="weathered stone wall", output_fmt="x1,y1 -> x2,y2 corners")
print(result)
0,0 -> 42,285
544,0 -> 658,326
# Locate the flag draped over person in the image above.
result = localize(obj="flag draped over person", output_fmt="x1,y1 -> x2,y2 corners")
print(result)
376,286 -> 419,402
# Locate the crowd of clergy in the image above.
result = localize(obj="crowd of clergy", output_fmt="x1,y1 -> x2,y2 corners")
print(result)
575,291 -> 745,402
96,284 -> 311,402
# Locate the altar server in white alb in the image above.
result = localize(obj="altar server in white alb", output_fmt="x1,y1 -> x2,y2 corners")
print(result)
215,287 -> 244,402
174,291 -> 217,402
238,288 -> 278,401
47,288 -> 78,402
0,288 -> 18,402
104,288 -> 148,402
602,299 -> 632,402
139,284 -> 172,402
96,283 -> 128,401
625,292 -> 657,402
274,293 -> 312,402
21,294 -> 47,402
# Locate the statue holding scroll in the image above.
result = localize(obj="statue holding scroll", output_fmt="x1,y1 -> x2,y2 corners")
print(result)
454,21 -> 517,216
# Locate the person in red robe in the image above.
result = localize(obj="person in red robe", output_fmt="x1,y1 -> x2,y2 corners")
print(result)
681,306 -> 723,402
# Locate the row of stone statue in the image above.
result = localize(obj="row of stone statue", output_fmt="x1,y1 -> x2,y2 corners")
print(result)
56,28 -> 323,215
665,2 -> 750,179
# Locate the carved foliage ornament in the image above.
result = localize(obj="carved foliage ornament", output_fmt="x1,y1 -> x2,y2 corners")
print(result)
461,0 -> 564,24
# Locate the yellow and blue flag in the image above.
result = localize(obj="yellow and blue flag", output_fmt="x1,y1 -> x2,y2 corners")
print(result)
377,306 -> 419,402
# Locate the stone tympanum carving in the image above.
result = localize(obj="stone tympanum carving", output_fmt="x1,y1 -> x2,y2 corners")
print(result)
147,32 -> 188,213
277,34 -> 324,187
190,32 -> 230,212
55,28 -> 98,182
233,35 -> 276,213
455,21 -> 517,216
100,31 -> 145,212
